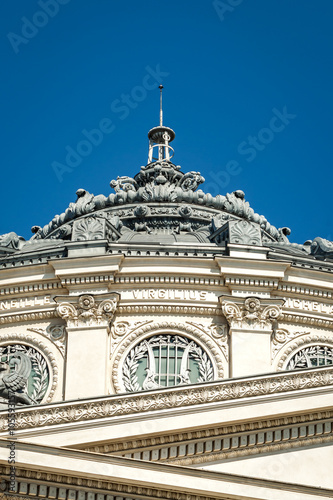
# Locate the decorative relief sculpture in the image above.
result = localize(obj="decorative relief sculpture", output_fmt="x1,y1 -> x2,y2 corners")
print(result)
0,345 -> 49,405
28,325 -> 66,356
110,321 -> 150,355
56,293 -> 119,328
286,345 -> 333,369
271,328 -> 306,360
228,219 -> 262,245
72,217 -> 105,241
310,237 -> 333,260
122,334 -> 214,393
275,334 -> 333,371
186,321 -> 228,360
221,297 -> 283,329
111,321 -> 225,393
0,232 -> 26,255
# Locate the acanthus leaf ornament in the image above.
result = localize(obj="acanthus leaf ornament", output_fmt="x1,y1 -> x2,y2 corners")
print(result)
220,296 -> 284,330
55,293 -> 119,328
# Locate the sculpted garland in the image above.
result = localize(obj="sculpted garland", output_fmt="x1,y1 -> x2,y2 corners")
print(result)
1,367 -> 332,431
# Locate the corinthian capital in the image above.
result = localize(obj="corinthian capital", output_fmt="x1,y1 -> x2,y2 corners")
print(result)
55,293 -> 119,328
220,296 -> 284,330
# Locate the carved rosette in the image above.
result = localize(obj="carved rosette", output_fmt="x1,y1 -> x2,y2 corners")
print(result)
220,296 -> 284,330
55,293 -> 119,328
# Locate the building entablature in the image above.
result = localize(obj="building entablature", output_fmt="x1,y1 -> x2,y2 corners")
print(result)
1,440 -> 332,500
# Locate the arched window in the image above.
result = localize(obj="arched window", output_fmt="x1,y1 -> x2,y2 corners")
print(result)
286,345 -> 333,370
122,334 -> 214,392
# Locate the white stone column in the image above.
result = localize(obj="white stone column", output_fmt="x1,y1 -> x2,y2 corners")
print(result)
55,293 -> 119,400
220,296 -> 284,378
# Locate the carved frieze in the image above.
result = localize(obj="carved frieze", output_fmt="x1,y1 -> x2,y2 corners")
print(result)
56,293 -> 119,328
1,367 -> 332,432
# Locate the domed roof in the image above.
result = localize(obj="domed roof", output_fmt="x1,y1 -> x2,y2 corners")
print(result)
0,99 -> 331,263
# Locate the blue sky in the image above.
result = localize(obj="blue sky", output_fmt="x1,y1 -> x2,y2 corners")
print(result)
1,0 -> 333,244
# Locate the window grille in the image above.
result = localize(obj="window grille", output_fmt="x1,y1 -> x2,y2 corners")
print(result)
286,345 -> 333,370
122,334 -> 214,392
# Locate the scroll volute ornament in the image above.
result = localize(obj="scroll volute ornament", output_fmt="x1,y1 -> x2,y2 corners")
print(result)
220,296 -> 284,329
55,293 -> 119,329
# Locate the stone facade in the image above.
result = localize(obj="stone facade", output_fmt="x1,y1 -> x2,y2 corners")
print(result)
0,115 -> 333,499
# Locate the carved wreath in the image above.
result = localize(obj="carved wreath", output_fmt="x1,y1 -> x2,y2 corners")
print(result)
0,344 -> 49,403
122,335 -> 214,392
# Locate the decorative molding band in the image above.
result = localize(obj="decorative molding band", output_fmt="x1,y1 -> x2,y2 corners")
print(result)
0,469 -> 223,500
0,310 -> 58,325
168,433 -> 333,467
59,275 -> 115,286
117,305 -> 222,315
0,282 -> 62,296
117,418 -> 333,465
278,284 -> 332,299
84,410 -> 333,454
0,367 -> 332,432
225,277 -> 279,288
114,276 -> 224,286
280,312 -> 333,328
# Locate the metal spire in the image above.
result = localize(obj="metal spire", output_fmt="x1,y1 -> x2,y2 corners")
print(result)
159,85 -> 163,126
147,85 -> 175,164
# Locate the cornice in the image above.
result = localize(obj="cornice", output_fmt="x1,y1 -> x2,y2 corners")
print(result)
0,366 -> 332,433
84,409 -> 333,454
215,257 -> 290,279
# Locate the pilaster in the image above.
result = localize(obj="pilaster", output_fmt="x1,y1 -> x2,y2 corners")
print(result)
220,296 -> 284,377
55,293 -> 119,399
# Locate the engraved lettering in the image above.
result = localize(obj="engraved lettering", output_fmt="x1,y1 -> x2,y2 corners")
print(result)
130,289 -> 210,301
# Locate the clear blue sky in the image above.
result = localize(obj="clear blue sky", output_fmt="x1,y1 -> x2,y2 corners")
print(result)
1,0 -> 332,243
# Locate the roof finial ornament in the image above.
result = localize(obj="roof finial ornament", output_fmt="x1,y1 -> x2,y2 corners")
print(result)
147,86 -> 175,165
159,85 -> 163,126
